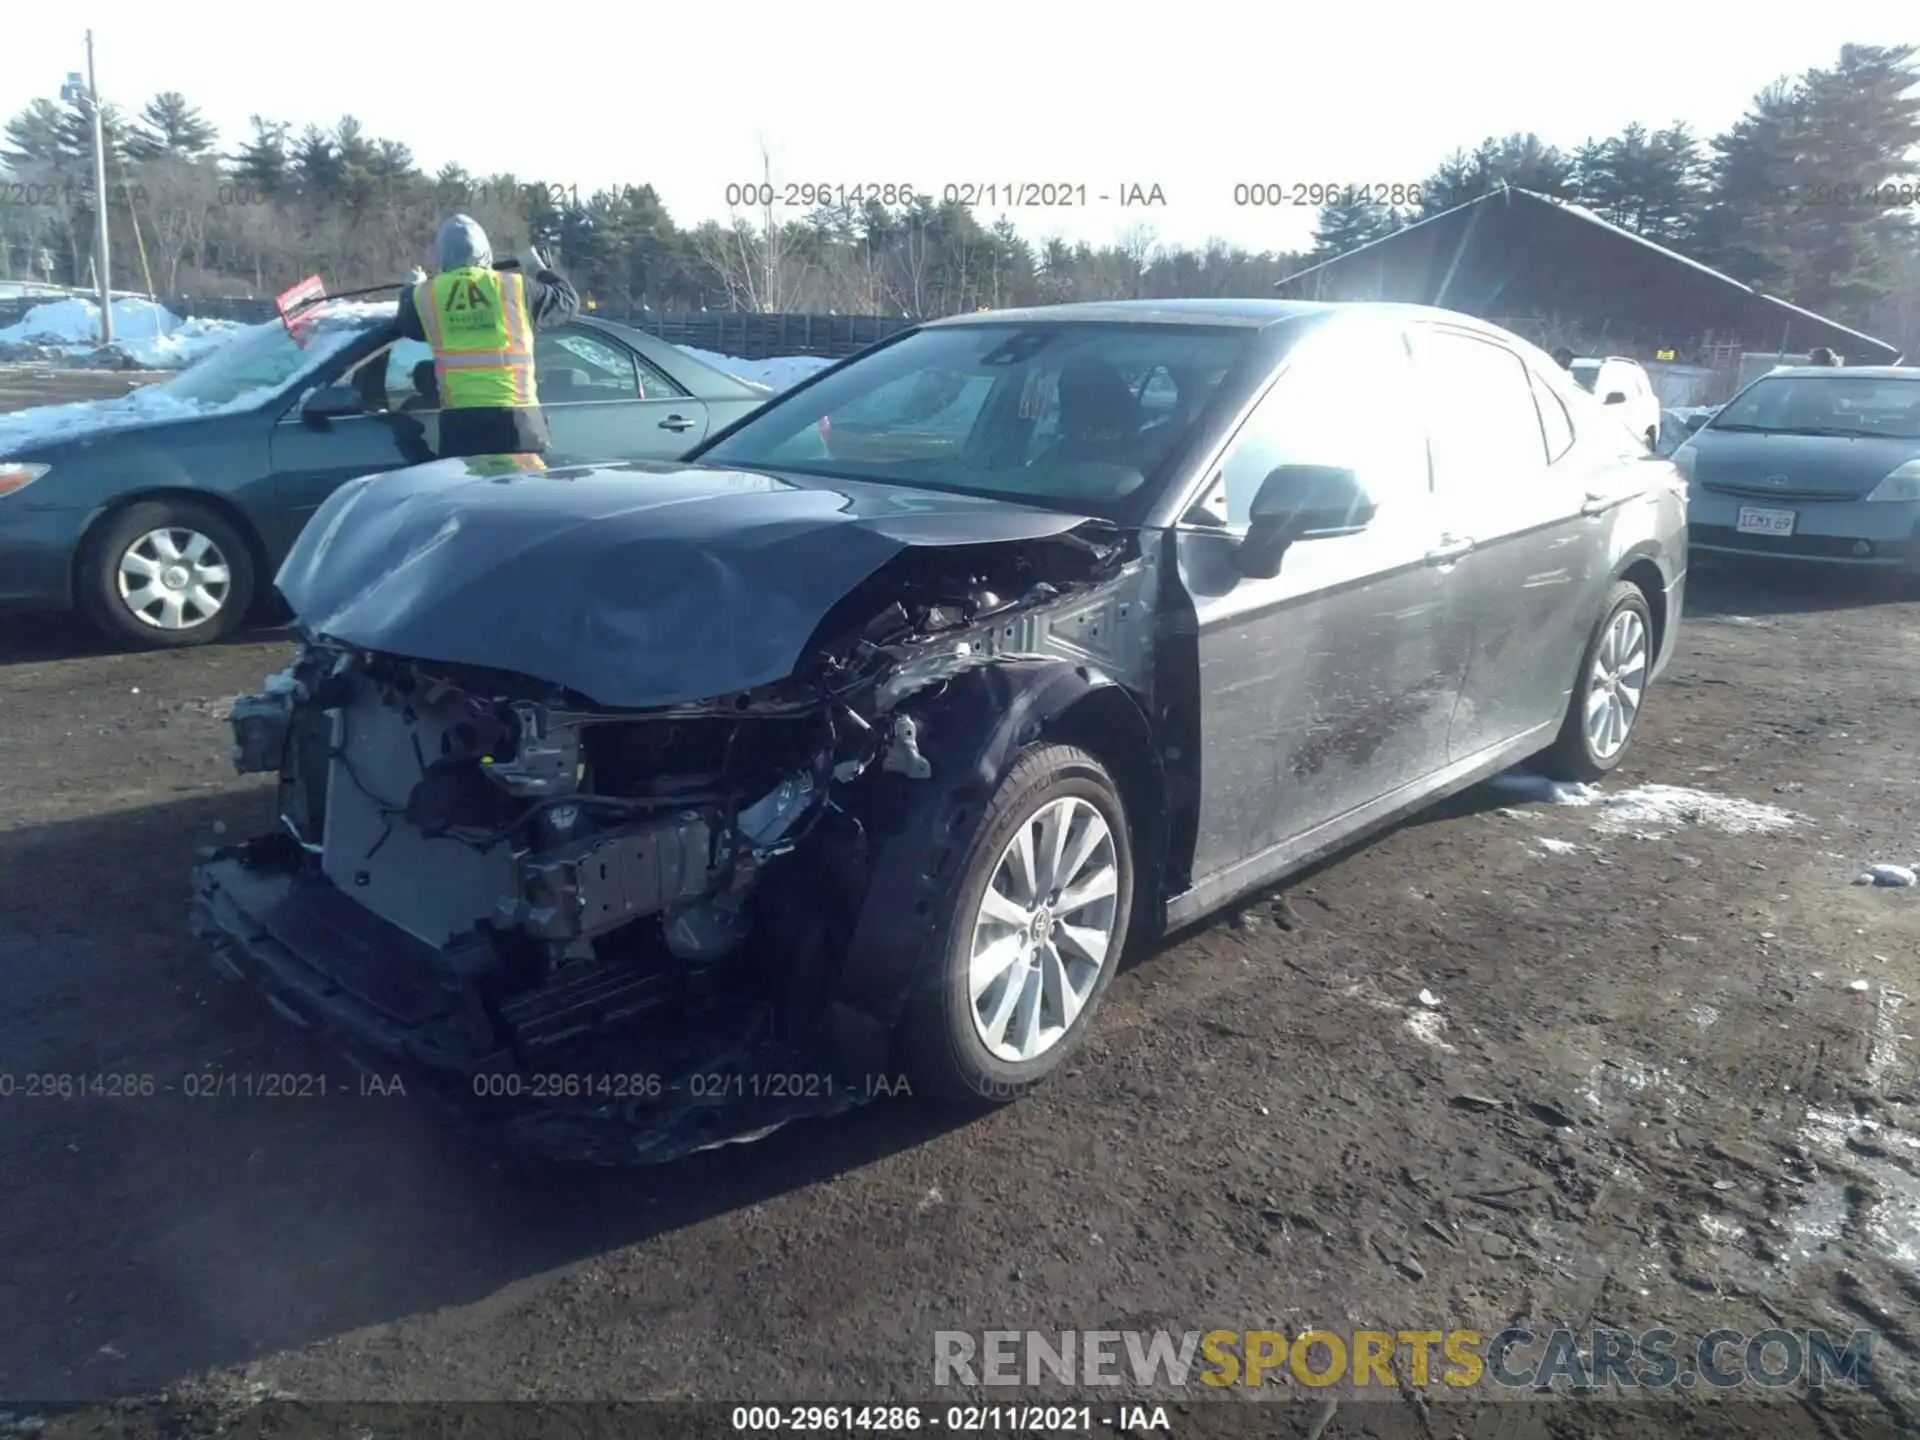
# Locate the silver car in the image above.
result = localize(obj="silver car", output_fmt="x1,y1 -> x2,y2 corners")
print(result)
1675,366 -> 1920,570
195,300 -> 1689,1162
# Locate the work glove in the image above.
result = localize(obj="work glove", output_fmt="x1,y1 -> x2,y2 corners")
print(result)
406,266 -> 428,287
515,246 -> 549,276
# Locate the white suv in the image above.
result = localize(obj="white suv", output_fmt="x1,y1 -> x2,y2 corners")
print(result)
1569,356 -> 1660,450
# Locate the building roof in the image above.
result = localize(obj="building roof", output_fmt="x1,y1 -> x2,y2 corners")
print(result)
1273,187 -> 1902,365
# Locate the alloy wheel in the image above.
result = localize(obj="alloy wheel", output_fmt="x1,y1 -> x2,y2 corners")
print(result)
967,796 -> 1121,1063
1585,608 -> 1648,760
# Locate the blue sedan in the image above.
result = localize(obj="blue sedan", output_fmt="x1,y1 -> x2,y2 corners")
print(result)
0,305 -> 770,646
1674,365 -> 1920,571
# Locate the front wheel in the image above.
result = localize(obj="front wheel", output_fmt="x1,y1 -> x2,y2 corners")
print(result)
1537,580 -> 1654,783
901,743 -> 1134,1103
80,498 -> 257,649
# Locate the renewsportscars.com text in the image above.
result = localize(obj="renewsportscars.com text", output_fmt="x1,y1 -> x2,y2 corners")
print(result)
933,1327 -> 1876,1391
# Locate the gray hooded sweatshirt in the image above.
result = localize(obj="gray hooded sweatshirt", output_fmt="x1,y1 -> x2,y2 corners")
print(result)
433,214 -> 492,271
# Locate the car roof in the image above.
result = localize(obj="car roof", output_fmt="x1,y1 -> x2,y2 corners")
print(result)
918,297 -> 1534,338
920,298 -> 1332,329
1754,365 -> 1920,381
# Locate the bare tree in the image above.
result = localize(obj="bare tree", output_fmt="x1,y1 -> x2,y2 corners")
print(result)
695,142 -> 814,312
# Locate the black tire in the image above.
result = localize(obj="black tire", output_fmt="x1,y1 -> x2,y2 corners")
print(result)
1537,580 -> 1655,783
901,743 -> 1134,1104
80,498 -> 258,649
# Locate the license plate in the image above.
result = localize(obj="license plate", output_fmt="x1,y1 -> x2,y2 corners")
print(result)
1735,506 -> 1796,536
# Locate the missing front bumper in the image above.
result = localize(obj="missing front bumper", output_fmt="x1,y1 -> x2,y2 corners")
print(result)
190,840 -> 866,1164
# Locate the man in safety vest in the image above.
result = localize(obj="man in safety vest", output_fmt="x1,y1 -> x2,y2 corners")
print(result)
395,214 -> 579,457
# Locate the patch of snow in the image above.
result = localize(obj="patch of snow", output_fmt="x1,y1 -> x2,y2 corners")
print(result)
1866,987 -> 1905,1094
1855,864 -> 1917,888
1697,1212 -> 1745,1242
0,381 -> 283,451
1588,784 -> 1798,838
1849,979 -> 1872,992
1488,771 -> 1600,806
1403,1010 -> 1456,1053
1534,836 -> 1582,855
1417,989 -> 1442,1008
678,345 -> 835,392
0,295 -> 246,368
1790,1109 -> 1920,1269
1689,1003 -> 1720,1027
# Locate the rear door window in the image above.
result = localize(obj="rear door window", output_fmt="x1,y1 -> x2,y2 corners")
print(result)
1410,328 -> 1551,505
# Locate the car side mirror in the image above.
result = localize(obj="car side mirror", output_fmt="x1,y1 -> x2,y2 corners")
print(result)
1235,464 -> 1376,579
1603,391 -> 1628,406
303,384 -> 365,425
1684,413 -> 1711,434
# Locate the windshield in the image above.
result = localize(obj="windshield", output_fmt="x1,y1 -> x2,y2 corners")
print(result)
154,311 -> 384,408
1569,361 -> 1601,393
693,321 -> 1256,520
1711,374 -> 1920,439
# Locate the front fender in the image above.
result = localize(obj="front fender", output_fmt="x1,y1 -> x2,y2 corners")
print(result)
820,659 -> 1140,1074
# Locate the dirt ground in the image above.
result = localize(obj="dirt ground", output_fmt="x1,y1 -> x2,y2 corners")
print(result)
2,375 -> 1918,1438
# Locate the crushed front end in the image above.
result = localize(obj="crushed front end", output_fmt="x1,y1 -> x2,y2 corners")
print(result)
193,526 -> 1147,1162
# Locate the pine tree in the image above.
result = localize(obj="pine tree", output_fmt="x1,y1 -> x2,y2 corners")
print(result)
2,99 -> 69,167
230,116 -> 291,196
1309,192 -> 1403,261
125,92 -> 217,161
1419,134 -> 1576,216
1697,44 -> 1920,323
1570,122 -> 1706,243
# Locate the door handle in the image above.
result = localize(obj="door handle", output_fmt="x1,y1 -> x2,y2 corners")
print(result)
1425,535 -> 1474,565
658,415 -> 696,432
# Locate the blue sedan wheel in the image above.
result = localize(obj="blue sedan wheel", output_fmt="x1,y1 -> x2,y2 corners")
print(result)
81,499 -> 258,650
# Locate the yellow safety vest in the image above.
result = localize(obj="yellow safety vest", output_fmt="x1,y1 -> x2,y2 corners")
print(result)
413,266 -> 537,409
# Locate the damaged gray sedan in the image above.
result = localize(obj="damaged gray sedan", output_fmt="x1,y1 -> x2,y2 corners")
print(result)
195,299 -> 1687,1162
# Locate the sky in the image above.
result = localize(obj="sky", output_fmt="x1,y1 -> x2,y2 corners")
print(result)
3,3 -> 1915,255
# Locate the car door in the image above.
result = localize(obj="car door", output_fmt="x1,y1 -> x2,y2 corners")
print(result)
266,332 -> 430,546
535,327 -> 712,459
1174,317 -> 1468,884
1406,325 -> 1608,761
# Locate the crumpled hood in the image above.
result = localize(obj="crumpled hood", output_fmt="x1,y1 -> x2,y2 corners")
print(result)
274,455 -> 1097,708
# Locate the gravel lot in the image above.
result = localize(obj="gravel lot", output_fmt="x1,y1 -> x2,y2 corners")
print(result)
2,374 -> 1917,1437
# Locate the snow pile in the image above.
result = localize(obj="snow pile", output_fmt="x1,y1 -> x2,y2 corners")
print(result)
0,296 -> 245,369
0,383 -> 275,451
679,345 -> 834,392
1488,773 -> 1600,806
1490,771 -> 1799,838
1854,864 -> 1918,888
1589,784 -> 1799,837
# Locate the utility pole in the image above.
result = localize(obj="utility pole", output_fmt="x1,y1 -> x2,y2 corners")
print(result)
63,34 -> 112,343
88,32 -> 112,343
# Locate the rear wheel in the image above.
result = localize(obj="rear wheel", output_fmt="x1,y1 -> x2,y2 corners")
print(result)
1537,580 -> 1654,783
80,498 -> 257,649
902,743 -> 1134,1102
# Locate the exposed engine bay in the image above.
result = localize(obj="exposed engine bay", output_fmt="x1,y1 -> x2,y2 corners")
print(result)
197,526 -> 1151,1162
